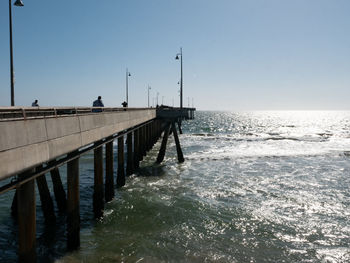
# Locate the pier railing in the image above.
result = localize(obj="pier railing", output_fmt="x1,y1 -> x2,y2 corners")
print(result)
0,106 -> 196,121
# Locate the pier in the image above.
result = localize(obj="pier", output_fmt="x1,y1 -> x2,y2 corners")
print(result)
0,106 -> 195,262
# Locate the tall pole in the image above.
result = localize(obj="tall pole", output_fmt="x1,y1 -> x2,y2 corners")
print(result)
126,68 -> 128,105
147,86 -> 151,108
156,92 -> 159,106
180,47 -> 183,109
9,0 -> 15,106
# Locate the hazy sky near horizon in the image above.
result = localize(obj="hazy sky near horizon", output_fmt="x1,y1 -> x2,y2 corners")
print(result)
1,0 -> 350,110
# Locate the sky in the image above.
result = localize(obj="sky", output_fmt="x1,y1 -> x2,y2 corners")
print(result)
1,0 -> 350,110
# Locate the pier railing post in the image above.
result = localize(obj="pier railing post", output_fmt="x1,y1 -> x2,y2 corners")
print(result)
18,169 -> 36,263
117,136 -> 125,187
67,157 -> 80,250
105,141 -> 114,202
93,146 -> 104,218
126,132 -> 134,176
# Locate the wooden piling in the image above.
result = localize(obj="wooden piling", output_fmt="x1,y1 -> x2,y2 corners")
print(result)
50,167 -> 67,212
147,123 -> 152,151
126,132 -> 134,176
117,136 -> 125,187
178,120 -> 183,134
151,121 -> 156,146
93,146 -> 104,218
11,190 -> 17,218
144,124 -> 149,152
105,141 -> 114,202
141,125 -> 147,156
156,124 -> 171,163
138,127 -> 144,161
18,170 -> 36,263
134,128 -> 140,169
67,157 -> 80,250
36,169 -> 56,222
172,122 -> 185,163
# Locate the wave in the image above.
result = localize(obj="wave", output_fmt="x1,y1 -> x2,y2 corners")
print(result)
189,133 -> 330,143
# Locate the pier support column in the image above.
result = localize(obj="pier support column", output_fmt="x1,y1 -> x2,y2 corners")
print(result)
141,126 -> 146,158
36,168 -> 56,223
144,124 -> 149,152
156,124 -> 171,163
134,128 -> 140,169
93,146 -> 104,218
147,123 -> 152,151
126,132 -> 134,176
172,122 -> 185,163
105,141 -> 114,202
18,170 -> 36,263
117,136 -> 125,187
138,127 -> 143,161
50,167 -> 67,212
150,122 -> 154,148
11,190 -> 17,218
178,119 -> 183,134
67,157 -> 80,250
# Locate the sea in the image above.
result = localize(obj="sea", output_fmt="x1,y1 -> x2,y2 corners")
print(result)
0,111 -> 350,262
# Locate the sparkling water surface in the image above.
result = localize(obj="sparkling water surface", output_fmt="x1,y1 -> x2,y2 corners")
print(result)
1,111 -> 350,262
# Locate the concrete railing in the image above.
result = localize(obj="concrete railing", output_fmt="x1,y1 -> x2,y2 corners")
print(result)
0,108 -> 156,179
0,106 -> 153,121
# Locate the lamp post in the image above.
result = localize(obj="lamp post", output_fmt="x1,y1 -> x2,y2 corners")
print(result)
9,0 -> 24,106
175,47 -> 183,109
156,92 -> 159,106
147,85 -> 151,108
126,68 -> 131,105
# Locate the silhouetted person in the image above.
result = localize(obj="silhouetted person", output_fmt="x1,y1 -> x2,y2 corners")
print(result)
92,96 -> 104,112
32,99 -> 39,107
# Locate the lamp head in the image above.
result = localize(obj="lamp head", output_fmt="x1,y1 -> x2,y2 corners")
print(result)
14,0 -> 24,6
128,73 -> 131,77
175,55 -> 179,60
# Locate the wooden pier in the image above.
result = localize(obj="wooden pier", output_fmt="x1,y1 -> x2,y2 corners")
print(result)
0,106 -> 195,262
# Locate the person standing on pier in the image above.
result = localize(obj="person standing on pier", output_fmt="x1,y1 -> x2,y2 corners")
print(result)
31,99 -> 39,106
92,96 -> 104,112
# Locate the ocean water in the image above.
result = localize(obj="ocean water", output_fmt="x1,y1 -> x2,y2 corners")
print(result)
1,111 -> 350,262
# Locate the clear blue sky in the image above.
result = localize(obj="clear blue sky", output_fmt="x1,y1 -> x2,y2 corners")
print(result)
1,0 -> 350,110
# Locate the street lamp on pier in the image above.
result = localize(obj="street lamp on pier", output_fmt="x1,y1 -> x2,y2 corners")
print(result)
126,68 -> 131,105
9,0 -> 24,106
147,85 -> 151,108
175,47 -> 183,109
